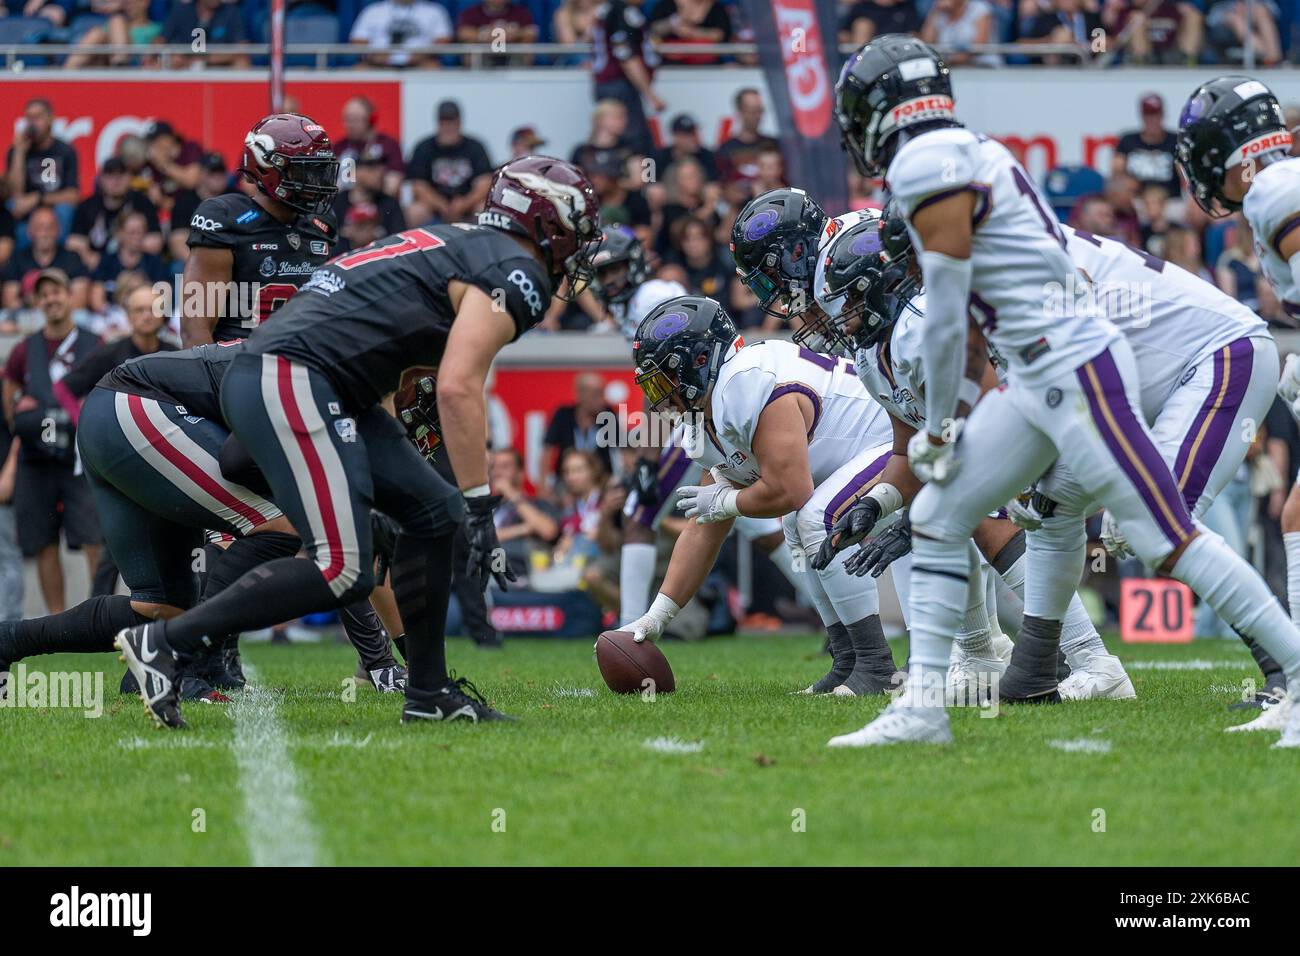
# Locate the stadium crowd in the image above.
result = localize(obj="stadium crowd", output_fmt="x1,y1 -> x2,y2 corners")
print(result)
4,53 -> 1300,640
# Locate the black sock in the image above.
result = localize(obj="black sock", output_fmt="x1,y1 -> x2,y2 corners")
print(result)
163,556 -> 341,656
393,633 -> 407,664
1238,632 -> 1288,695
3,595 -> 149,660
392,531 -> 454,693
990,530 -> 1026,576
339,599 -> 395,671
202,533 -> 302,598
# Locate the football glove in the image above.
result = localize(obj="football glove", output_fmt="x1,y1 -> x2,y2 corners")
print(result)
370,510 -> 401,581
907,421 -> 962,485
676,471 -> 741,523
463,493 -> 516,592
619,593 -> 682,644
1280,354 -> 1300,422
628,457 -> 660,509
812,497 -> 882,571
1099,511 -> 1135,559
845,512 -> 913,578
1006,493 -> 1044,531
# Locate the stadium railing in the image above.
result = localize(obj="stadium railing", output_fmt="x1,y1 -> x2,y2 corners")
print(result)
0,41 -> 1092,70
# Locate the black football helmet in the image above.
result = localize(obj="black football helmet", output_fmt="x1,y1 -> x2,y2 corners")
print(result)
835,34 -> 958,178
591,225 -> 648,306
632,296 -> 738,413
730,188 -> 827,317
809,211 -> 919,353
1177,75 -> 1291,216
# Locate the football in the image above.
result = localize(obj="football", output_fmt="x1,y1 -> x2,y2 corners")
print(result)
595,630 -> 676,695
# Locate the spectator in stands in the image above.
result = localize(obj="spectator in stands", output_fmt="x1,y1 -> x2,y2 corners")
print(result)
2,269 -> 101,615
922,0 -> 1001,66
1071,194 -> 1119,238
457,0 -> 539,66
653,156 -> 718,255
64,0 -> 163,69
1136,181 -> 1173,257
1112,92 -> 1180,197
490,446 -> 561,583
841,0 -> 923,44
668,214 -> 732,301
649,0 -> 733,65
1101,0 -> 1202,65
716,88 -> 782,189
571,99 -> 637,179
16,0 -> 69,26
591,0 -> 663,156
508,126 -> 547,160
67,157 -> 162,272
1216,214 -> 1263,311
169,151 -> 231,263
652,113 -> 718,182
406,100 -> 494,225
333,152 -> 406,238
2,207 -> 89,315
336,96 -> 404,196
160,0 -> 250,68
143,121 -> 202,211
590,155 -> 652,232
1018,0 -> 1103,62
5,98 -> 79,233
543,372 -> 614,480
0,199 -> 14,274
750,147 -> 787,198
553,0 -> 599,60
340,202 -> 385,252
60,284 -> 175,403
1205,0 -> 1282,65
350,0 -> 452,68
0,414 -> 22,623
1163,223 -> 1213,283
89,210 -> 168,314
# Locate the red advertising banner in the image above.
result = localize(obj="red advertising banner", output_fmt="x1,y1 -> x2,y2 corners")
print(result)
2,78 -> 401,196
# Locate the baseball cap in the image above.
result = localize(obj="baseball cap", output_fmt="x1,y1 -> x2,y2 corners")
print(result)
199,151 -> 227,173
101,157 -> 127,175
511,126 -> 546,148
145,119 -> 176,140
1140,93 -> 1164,116
33,267 -> 70,292
671,114 -> 698,134
346,202 -> 380,225
437,100 -> 461,122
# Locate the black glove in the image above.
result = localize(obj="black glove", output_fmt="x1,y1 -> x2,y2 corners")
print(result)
845,512 -> 912,578
811,497 -> 882,571
464,494 -> 517,592
370,510 -> 401,581
628,457 -> 659,509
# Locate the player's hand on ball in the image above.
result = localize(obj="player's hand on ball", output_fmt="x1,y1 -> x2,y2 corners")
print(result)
463,493 -> 517,592
1099,512 -> 1135,559
845,513 -> 912,578
1006,493 -> 1043,531
812,497 -> 882,570
676,479 -> 740,523
907,422 -> 962,485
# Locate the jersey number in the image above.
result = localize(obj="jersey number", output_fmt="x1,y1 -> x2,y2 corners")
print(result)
1011,166 -> 1067,250
1071,229 -> 1165,272
331,228 -> 445,270
248,282 -> 298,329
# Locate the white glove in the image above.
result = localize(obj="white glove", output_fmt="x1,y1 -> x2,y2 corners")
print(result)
1005,494 -> 1043,531
622,593 -> 681,644
676,474 -> 741,523
907,421 -> 963,485
1100,511 -> 1135,559
1279,354 -> 1300,405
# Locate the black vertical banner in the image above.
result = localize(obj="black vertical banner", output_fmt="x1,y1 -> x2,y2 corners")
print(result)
741,0 -> 849,214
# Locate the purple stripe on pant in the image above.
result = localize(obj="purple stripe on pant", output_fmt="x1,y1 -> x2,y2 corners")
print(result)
1076,348 -> 1195,549
822,450 -> 893,532
1171,337 -> 1255,511
635,445 -> 693,528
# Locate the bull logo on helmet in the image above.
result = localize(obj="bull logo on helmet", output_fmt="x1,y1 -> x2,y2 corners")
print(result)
245,132 -> 278,169
505,170 -> 591,232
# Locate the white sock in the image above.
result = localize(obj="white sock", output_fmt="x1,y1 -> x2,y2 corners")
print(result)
984,565 -> 1006,641
956,553 -> 992,656
906,537 -> 970,707
1061,595 -> 1108,669
1284,531 -> 1300,628
1174,532 -> 1300,683
766,542 -> 814,604
618,542 -> 657,626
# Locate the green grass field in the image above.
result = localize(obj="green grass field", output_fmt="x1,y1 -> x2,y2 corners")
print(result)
1,633 -> 1296,866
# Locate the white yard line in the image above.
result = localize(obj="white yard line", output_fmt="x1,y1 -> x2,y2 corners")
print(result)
1049,738 -> 1112,754
1124,659 -> 1251,671
230,662 -> 322,867
643,736 -> 704,754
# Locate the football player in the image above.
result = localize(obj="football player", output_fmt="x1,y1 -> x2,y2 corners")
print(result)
624,295 -> 909,697
828,35 -> 1300,746
114,156 -> 602,729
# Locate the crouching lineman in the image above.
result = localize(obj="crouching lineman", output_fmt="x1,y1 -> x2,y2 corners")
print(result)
622,295 -> 909,696
828,34 -> 1300,746
115,156 -> 603,729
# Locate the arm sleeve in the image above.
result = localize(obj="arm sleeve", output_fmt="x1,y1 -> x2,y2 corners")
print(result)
916,250 -> 971,438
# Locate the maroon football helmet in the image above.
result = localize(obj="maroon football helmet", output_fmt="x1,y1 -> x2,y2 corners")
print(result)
240,113 -> 339,215
477,155 -> 602,298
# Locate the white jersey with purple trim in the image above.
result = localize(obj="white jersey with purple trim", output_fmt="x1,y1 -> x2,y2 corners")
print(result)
812,209 -> 880,321
1063,225 -> 1268,422
854,293 -> 928,430
697,339 -> 891,488
886,127 -> 1119,386
1242,157 -> 1300,321
613,278 -> 689,341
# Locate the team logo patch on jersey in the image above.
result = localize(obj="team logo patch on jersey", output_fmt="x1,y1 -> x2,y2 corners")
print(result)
287,233 -> 301,250
335,418 -> 357,443
328,402 -> 341,415
235,210 -> 258,225
1046,387 -> 1063,408
260,257 -> 276,278
252,243 -> 279,251
190,215 -> 222,231
183,415 -> 204,425
303,271 -> 345,296
310,240 -> 328,256
507,269 -> 544,316
174,405 -> 187,415
1180,364 -> 1197,386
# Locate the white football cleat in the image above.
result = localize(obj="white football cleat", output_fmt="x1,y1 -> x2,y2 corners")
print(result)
1057,654 -> 1136,701
1226,692 -> 1290,733
827,698 -> 952,747
946,643 -> 1007,702
1274,694 -> 1300,748
991,633 -> 1015,665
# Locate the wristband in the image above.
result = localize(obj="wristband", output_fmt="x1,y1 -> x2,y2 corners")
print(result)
648,592 -> 681,627
865,482 -> 903,519
717,486 -> 741,519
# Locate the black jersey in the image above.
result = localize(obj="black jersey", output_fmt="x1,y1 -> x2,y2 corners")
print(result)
244,223 -> 552,411
186,192 -> 338,342
100,341 -> 244,425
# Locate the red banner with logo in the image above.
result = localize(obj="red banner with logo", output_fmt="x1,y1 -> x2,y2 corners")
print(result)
2,78 -> 401,197
741,0 -> 848,212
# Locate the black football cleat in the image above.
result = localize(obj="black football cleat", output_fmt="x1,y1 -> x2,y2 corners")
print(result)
115,623 -> 187,729
119,668 -> 139,696
189,642 -> 245,692
180,675 -> 232,704
355,662 -> 408,693
401,674 -> 515,724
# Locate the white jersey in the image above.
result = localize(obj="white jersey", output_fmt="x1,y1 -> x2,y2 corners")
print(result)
1063,225 -> 1269,421
1242,157 -> 1300,320
697,339 -> 892,488
854,293 -> 929,431
613,278 -> 689,341
887,128 -> 1118,386
813,209 -> 880,321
